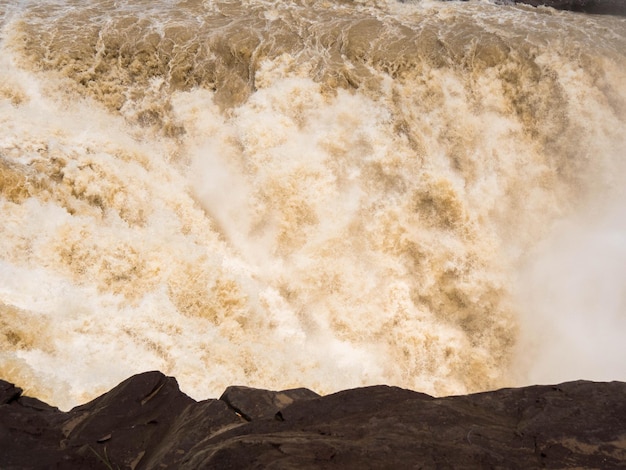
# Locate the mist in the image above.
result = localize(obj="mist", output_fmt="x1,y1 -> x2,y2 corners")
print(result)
515,187 -> 626,385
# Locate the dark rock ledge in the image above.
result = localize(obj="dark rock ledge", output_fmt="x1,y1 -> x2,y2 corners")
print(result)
1,371 -> 626,469
511,0 -> 626,15
437,0 -> 626,16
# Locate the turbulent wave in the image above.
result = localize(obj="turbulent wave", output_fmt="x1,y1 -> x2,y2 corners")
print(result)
0,0 -> 625,409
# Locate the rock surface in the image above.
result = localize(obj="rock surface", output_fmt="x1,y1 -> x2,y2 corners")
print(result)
511,0 -> 626,15
1,371 -> 626,469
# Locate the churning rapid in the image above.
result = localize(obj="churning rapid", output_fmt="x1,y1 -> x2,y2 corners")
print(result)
0,0 -> 625,410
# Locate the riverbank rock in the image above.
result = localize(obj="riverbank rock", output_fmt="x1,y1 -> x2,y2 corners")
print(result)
1,371 -> 625,468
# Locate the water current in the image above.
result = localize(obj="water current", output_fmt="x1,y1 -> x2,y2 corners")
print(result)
0,0 -> 625,410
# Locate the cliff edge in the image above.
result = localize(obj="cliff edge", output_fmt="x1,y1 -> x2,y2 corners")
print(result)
1,371 -> 625,468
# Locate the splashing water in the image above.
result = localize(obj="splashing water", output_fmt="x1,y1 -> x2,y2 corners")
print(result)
0,0 -> 625,409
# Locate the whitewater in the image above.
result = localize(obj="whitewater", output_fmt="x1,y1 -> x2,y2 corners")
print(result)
0,0 -> 625,410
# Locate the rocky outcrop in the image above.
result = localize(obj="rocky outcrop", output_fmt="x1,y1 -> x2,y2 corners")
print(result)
511,0 -> 626,15
1,371 -> 626,468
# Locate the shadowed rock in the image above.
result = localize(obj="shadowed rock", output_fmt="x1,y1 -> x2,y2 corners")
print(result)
440,0 -> 626,16
220,385 -> 321,421
511,0 -> 626,15
0,380 -> 22,405
1,372 -> 625,468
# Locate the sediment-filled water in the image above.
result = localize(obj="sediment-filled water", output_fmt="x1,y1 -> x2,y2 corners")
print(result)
0,0 -> 625,410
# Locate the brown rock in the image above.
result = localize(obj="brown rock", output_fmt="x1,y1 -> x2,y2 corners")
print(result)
0,380 -> 21,405
219,385 -> 321,421
1,373 -> 625,469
